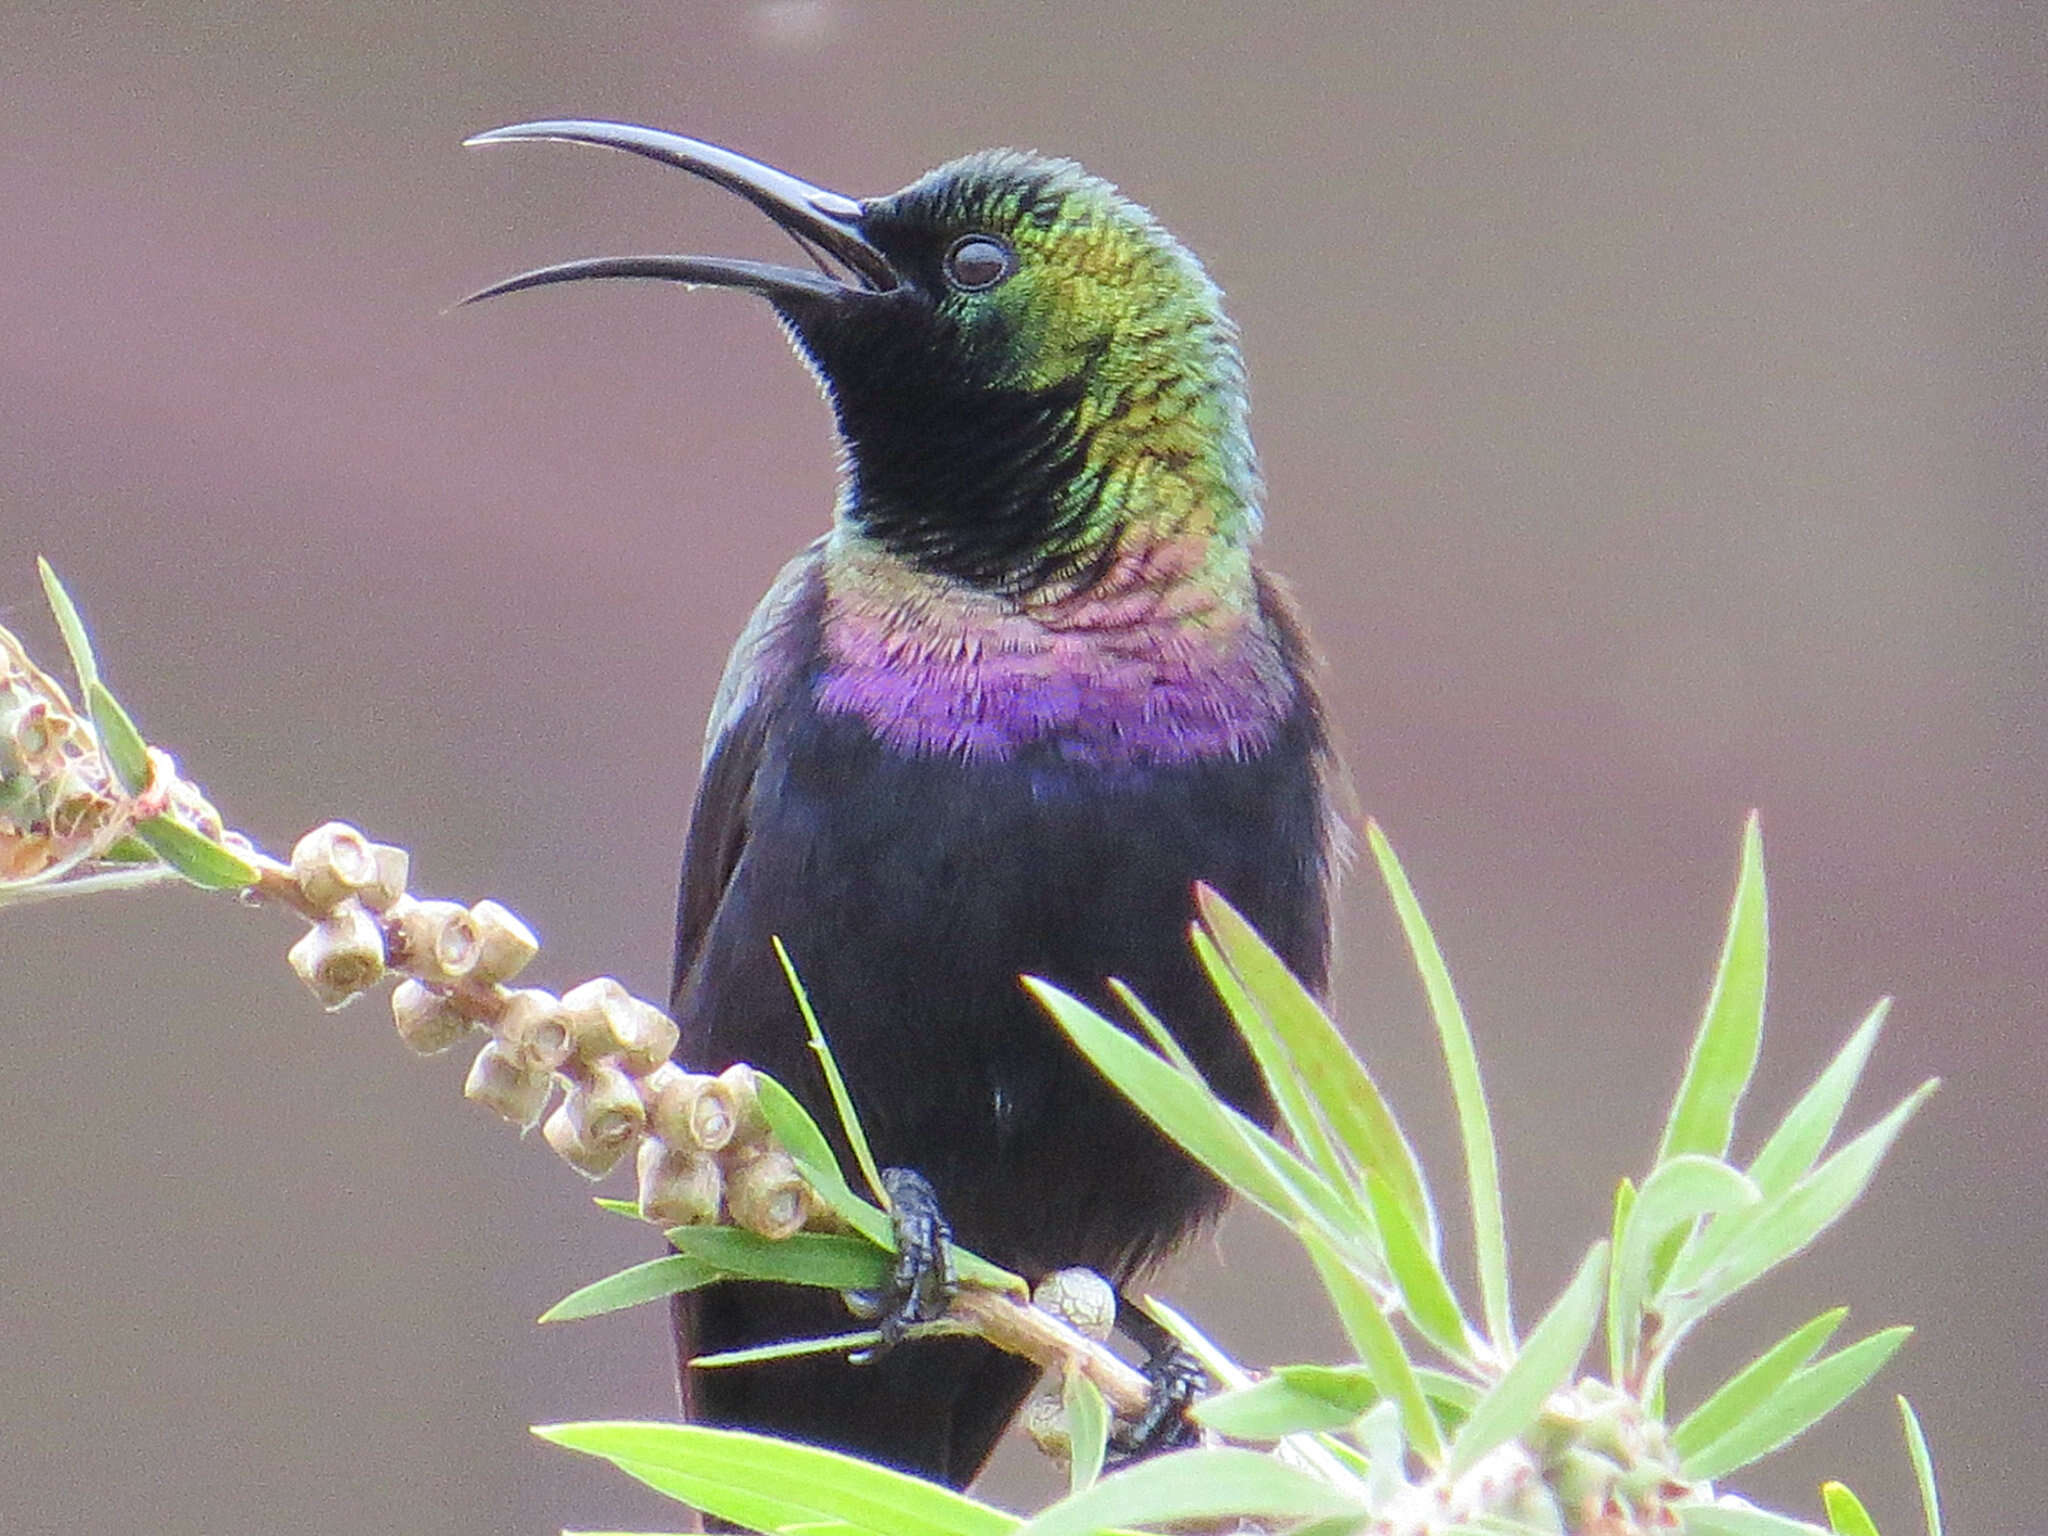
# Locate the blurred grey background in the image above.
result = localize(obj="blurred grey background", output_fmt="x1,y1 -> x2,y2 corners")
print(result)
2,3 -> 2040,1532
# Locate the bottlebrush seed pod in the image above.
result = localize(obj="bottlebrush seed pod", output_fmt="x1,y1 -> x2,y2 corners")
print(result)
467,899 -> 538,983
464,1037 -> 552,1128
289,821 -> 379,913
543,1065 -> 643,1181
390,977 -> 472,1055
566,1058 -> 647,1150
636,1137 -> 725,1226
713,1063 -> 770,1147
389,898 -> 482,986
356,842 -> 410,912
1021,1390 -> 1072,1465
559,978 -> 680,1072
725,1148 -> 809,1240
288,898 -> 387,1009
1032,1268 -> 1117,1343
496,988 -> 572,1073
645,1068 -> 742,1153
642,1063 -> 707,1143
543,1100 -> 629,1179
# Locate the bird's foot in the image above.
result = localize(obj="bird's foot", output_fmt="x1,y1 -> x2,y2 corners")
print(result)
1108,1343 -> 1207,1461
845,1166 -> 957,1361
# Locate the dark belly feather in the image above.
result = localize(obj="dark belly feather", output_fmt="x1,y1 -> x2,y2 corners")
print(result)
669,670 -> 1328,1483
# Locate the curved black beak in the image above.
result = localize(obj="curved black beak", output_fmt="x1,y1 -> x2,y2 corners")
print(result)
460,119 -> 896,306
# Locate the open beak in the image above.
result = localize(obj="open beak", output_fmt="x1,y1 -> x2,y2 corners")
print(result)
460,119 -> 897,306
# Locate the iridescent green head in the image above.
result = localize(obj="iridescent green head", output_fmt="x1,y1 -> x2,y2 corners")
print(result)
465,122 -> 1259,593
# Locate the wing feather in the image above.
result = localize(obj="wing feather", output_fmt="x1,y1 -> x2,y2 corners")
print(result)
670,540 -> 826,994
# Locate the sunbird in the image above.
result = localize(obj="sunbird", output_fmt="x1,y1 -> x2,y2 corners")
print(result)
466,120 -> 1341,1489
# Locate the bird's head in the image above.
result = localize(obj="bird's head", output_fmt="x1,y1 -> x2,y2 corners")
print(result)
466,121 -> 1258,594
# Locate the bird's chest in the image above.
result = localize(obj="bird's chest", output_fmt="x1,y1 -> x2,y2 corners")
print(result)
809,592 -> 1295,768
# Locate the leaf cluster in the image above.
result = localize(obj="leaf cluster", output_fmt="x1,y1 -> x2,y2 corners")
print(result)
544,816 -> 1943,1536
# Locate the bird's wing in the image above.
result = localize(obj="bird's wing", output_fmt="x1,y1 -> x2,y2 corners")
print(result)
671,539 -> 827,985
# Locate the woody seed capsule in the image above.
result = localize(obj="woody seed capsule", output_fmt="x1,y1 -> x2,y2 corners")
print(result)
636,1137 -> 725,1226
389,898 -> 482,986
497,988 -> 572,1073
543,1060 -> 645,1181
644,1067 -> 742,1153
569,1058 -> 647,1146
544,1103 -> 630,1179
713,1063 -> 771,1147
467,899 -> 538,983
1022,1390 -> 1072,1464
559,978 -> 680,1072
391,977 -> 473,1055
356,842 -> 410,911
725,1147 -> 810,1240
1032,1268 -> 1117,1342
289,821 -> 379,913
641,1063 -> 703,1140
463,1037 -> 553,1128
288,898 -> 387,1008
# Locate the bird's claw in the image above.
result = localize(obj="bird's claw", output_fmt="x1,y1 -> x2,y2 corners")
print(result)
847,1167 -> 956,1362
1108,1344 -> 1207,1460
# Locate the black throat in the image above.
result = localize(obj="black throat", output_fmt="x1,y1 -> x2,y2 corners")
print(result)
790,298 -> 1114,592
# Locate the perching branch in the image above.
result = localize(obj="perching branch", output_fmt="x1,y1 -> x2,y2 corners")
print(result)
0,569 -> 1156,1428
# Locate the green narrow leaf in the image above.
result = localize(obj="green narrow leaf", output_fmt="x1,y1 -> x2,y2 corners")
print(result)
1673,1308 -> 1848,1459
692,1329 -> 889,1368
1659,813 -> 1770,1166
1682,1327 -> 1913,1481
1274,1363 -> 1389,1411
1302,1226 -> 1443,1464
1195,884 -> 1438,1248
1364,1171 -> 1472,1363
1027,977 -> 1358,1243
1747,999 -> 1890,1199
541,1254 -> 718,1323
1447,1241 -> 1608,1479
130,815 -> 259,890
1822,1482 -> 1883,1536
1649,814 -> 1768,1295
594,1196 -> 643,1218
1062,1369 -> 1107,1492
1681,1508 -> 1831,1536
774,937 -> 888,1209
37,557 -> 100,695
1666,1083 -> 1936,1328
1108,978 -> 1206,1078
1014,1447 -> 1358,1536
1191,921 -> 1353,1204
86,680 -> 150,795
538,1420 -> 1018,1536
1606,1178 -> 1637,1383
1619,1155 -> 1759,1334
1896,1397 -> 1943,1536
667,1228 -> 890,1293
1191,1367 -> 1379,1441
1366,821 -> 1512,1351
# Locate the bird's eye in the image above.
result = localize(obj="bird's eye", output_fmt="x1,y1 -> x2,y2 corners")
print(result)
943,234 -> 1015,292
